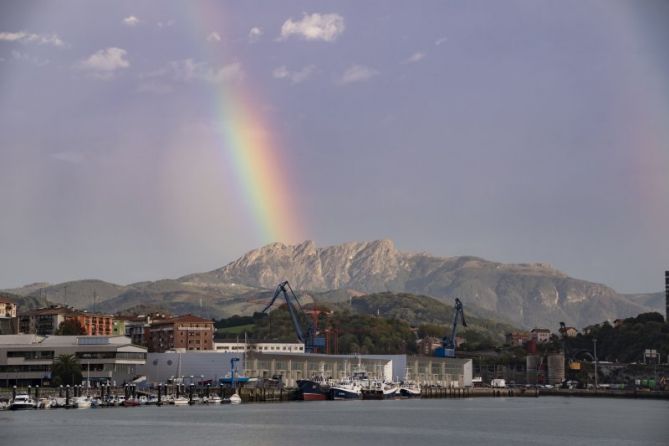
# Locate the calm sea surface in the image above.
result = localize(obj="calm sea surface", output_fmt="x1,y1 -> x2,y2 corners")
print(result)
2,397 -> 667,446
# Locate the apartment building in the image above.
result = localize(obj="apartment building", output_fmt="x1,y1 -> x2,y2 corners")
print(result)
145,314 -> 214,352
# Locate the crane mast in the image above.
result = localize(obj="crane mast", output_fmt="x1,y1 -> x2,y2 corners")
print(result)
434,297 -> 467,358
262,280 -> 324,353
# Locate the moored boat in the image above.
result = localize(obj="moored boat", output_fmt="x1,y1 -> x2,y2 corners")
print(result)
173,396 -> 189,406
207,395 -> 223,404
36,397 -> 52,409
383,382 -> 399,399
75,396 -> 92,409
399,382 -> 421,398
330,380 -> 363,400
9,394 -> 36,410
297,378 -> 331,401
122,398 -> 140,407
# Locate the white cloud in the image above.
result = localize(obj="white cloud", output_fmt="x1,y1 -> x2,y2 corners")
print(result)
0,31 -> 65,47
79,47 -> 129,79
404,52 -> 425,64
11,50 -> 49,66
207,32 -> 221,42
280,13 -> 344,42
50,151 -> 85,164
157,20 -> 175,29
122,16 -> 140,27
248,27 -> 263,42
167,59 -> 244,84
338,65 -> 378,85
273,66 -> 289,79
435,36 -> 448,46
272,65 -> 316,84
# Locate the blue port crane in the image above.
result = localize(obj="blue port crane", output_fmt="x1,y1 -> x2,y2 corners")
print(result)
262,280 -> 325,353
229,357 -> 240,388
434,298 -> 467,358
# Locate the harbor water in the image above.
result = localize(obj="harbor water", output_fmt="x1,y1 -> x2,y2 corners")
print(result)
2,397 -> 667,446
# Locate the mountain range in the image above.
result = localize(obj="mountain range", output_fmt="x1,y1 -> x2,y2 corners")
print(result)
3,240 -> 663,329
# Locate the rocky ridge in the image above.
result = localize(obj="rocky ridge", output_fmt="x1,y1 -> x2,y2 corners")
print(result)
3,240 -> 662,329
180,240 -> 659,328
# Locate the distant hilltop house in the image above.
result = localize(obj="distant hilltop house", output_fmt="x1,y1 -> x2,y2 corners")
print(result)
0,297 -> 17,318
505,331 -> 531,347
0,297 -> 18,335
18,306 -> 114,336
559,326 -> 578,337
530,328 -> 552,343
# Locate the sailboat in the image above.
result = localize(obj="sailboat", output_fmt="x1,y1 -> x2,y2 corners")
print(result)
172,353 -> 189,406
225,357 -> 242,405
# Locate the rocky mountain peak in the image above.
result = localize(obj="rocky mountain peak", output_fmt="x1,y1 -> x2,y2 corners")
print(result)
180,239 -> 656,328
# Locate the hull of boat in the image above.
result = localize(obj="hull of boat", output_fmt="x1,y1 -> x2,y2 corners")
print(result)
330,387 -> 361,400
399,388 -> 421,398
383,386 -> 399,399
361,389 -> 383,400
9,403 -> 35,410
297,379 -> 330,401
303,392 -> 328,401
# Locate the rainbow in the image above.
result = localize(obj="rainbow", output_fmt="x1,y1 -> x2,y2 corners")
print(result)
215,88 -> 304,244
187,6 -> 306,245
608,3 -> 669,230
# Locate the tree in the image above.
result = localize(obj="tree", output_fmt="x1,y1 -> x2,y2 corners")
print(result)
51,354 -> 82,386
55,319 -> 86,335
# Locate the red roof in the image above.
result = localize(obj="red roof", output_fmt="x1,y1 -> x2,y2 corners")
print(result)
151,314 -> 213,325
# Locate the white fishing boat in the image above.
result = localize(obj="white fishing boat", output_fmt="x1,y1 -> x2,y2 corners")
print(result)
330,378 -> 363,400
75,396 -> 92,409
36,397 -> 52,409
50,396 -> 66,408
9,394 -> 36,410
227,393 -> 242,405
206,394 -> 222,404
399,381 -> 421,398
382,382 -> 400,399
173,396 -> 190,406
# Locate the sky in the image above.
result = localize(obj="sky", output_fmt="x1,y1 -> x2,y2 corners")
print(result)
0,0 -> 668,293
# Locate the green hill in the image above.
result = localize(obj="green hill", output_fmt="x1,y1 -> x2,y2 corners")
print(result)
562,312 -> 669,363
215,292 -> 520,354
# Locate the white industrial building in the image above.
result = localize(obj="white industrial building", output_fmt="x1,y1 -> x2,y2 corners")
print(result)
138,351 -> 472,388
0,334 -> 147,386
